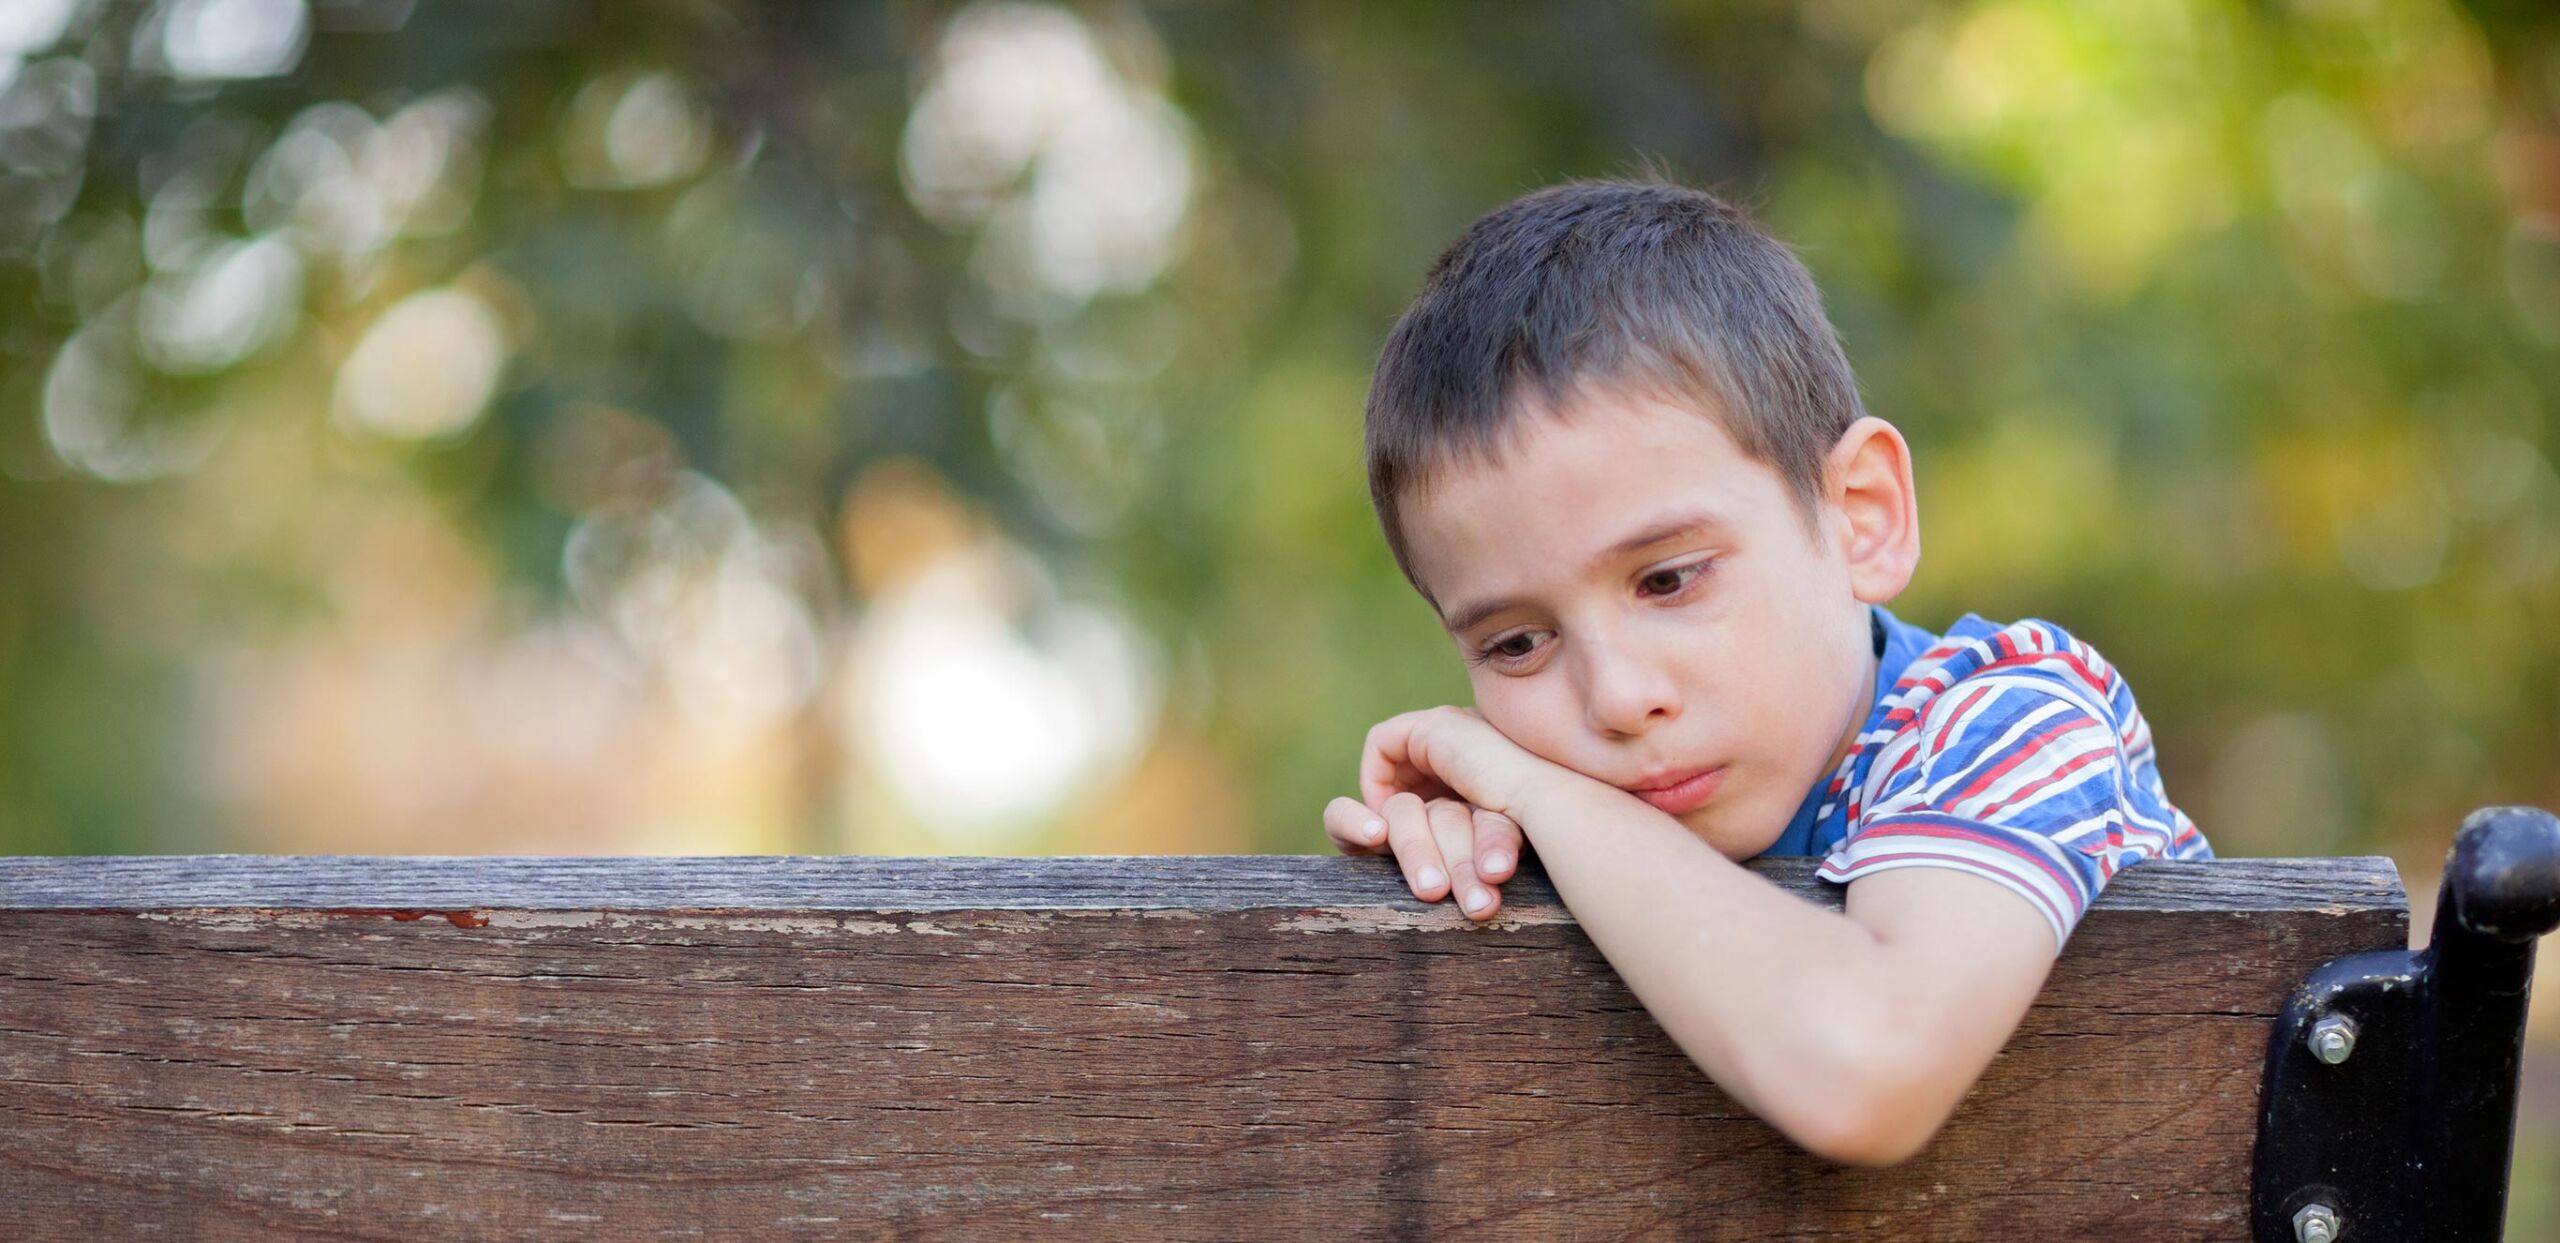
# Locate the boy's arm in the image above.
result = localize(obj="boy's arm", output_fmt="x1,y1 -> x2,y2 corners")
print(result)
1513,776 -> 2059,1168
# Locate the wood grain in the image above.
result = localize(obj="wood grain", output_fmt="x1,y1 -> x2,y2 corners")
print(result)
0,853 -> 2406,1240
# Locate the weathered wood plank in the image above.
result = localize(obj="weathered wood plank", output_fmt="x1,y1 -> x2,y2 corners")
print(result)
0,852 -> 2403,914
0,854 -> 2405,1239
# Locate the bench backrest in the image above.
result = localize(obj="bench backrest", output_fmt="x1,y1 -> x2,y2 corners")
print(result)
0,852 -> 2412,1237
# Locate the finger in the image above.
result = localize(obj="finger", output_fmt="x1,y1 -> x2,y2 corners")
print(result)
1361,713 -> 1453,811
1359,717 -> 1413,811
1381,791 -> 1450,902
1473,808 -> 1524,884
1324,796 -> 1389,855
1428,798 -> 1499,921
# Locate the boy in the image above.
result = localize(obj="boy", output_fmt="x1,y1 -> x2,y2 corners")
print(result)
1321,179 -> 2214,1168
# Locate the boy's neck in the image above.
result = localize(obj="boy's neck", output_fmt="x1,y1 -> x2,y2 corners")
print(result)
1822,609 -> 1884,774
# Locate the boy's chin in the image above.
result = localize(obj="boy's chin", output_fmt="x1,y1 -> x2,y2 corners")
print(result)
1675,803 -> 1787,862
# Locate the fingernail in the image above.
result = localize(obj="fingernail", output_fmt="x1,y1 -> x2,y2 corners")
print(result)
1481,852 -> 1511,874
1462,888 -> 1492,915
1362,818 -> 1384,842
1417,866 -> 1445,893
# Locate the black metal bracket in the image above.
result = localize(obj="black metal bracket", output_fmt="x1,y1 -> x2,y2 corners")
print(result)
2252,805 -> 2560,1242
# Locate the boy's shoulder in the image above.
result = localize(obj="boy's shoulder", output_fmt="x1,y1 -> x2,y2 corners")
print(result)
1867,613 -> 2166,805
1818,610 -> 2212,949
1885,614 -> 2133,729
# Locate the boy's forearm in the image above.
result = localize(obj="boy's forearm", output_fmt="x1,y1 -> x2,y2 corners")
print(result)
1510,777 -> 1914,1161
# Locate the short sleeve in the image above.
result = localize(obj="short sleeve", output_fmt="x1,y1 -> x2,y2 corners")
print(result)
1814,666 -> 2142,951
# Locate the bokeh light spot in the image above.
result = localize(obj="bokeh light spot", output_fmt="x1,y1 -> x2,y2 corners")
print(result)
332,286 -> 506,440
562,70 -> 710,189
900,1 -> 1192,310
0,0 -> 79,58
159,0 -> 310,81
138,232 -> 302,373
849,539 -> 1158,846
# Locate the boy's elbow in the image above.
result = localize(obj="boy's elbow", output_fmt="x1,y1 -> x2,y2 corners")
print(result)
1766,1042 -> 1957,1169
1790,1102 -> 1942,1169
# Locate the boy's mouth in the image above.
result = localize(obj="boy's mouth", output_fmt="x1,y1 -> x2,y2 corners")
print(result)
1624,765 -> 1726,815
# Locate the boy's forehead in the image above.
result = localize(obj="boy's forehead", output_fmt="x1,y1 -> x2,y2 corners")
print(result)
1407,389 -> 1778,534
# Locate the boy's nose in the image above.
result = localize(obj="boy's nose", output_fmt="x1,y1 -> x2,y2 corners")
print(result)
1580,645 -> 1681,737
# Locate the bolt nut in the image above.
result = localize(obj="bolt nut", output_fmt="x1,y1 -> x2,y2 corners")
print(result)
2308,1015 -> 2359,1065
2293,1202 -> 2341,1242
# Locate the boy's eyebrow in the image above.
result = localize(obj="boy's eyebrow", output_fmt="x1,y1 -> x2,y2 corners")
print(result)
1439,509 -> 1732,635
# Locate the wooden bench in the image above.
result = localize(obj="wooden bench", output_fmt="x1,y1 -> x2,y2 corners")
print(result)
4,806 -> 2554,1239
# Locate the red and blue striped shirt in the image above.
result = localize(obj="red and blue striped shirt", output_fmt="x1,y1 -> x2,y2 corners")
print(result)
1776,607 -> 2213,949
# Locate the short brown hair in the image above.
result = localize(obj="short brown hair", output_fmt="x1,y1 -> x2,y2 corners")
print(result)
1364,177 -> 1868,606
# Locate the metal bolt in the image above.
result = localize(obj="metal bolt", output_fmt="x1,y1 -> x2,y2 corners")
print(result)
2293,1202 -> 2341,1242
2309,1015 -> 2359,1065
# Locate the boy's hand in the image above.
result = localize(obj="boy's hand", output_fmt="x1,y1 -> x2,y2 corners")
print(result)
1321,704 -> 1575,921
1325,793 -> 1524,921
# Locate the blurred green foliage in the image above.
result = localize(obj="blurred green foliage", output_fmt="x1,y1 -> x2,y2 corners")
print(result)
0,0 -> 2554,867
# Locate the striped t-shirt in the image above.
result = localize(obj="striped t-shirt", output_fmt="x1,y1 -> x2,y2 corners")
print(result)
1764,606 -> 2213,950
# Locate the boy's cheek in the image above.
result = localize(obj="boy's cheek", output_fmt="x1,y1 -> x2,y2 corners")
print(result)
1470,699 -> 1578,771
1512,734 -> 1618,795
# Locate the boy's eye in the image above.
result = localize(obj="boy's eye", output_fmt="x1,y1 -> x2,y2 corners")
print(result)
1467,560 -> 1715,670
1469,630 -> 1546,668
1638,559 -> 1715,597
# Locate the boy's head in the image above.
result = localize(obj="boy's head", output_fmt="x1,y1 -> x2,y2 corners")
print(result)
1365,178 -> 1921,857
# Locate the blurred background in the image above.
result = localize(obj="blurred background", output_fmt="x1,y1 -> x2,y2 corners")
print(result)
0,0 -> 2553,1222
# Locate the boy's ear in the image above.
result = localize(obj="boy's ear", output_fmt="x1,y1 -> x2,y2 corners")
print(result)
1824,416 -> 1919,604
